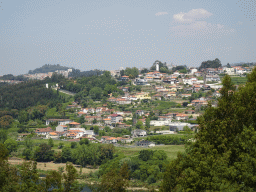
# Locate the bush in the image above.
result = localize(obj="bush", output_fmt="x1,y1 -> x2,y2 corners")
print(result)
71,142 -> 77,148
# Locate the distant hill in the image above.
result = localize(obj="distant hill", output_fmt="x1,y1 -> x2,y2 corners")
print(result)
28,64 -> 71,74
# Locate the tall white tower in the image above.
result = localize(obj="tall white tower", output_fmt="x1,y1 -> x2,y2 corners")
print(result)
156,62 -> 159,72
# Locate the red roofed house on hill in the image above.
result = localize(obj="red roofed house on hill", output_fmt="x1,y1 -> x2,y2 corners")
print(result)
69,122 -> 81,128
111,114 -> 123,124
35,127 -> 53,136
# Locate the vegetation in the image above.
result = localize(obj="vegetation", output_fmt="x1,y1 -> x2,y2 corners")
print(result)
199,58 -> 222,69
150,60 -> 169,73
231,76 -> 247,85
0,80 -> 64,110
0,74 -> 28,81
122,67 -> 139,79
146,134 -> 193,145
0,143 -> 82,191
99,149 -> 169,186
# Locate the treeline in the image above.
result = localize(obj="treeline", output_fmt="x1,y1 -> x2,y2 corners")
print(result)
0,74 -> 28,81
0,80 -> 64,110
22,138 -> 115,168
146,135 -> 190,145
68,69 -> 105,78
199,58 -> 222,69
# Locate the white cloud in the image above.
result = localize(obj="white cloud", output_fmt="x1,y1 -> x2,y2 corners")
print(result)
170,9 -> 235,37
155,12 -> 168,16
173,9 -> 212,23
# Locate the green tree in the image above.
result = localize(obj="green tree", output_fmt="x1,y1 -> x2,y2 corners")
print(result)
139,150 -> 154,161
0,129 -> 7,143
79,138 -> 89,145
93,126 -> 99,134
78,115 -> 85,124
0,115 -> 14,129
62,147 -> 72,163
18,110 -> 29,123
48,138 -> 54,147
4,139 -> 18,154
89,87 -> 103,100
199,58 -> 222,69
145,118 -> 150,129
71,142 -> 77,149
92,118 -> 97,124
136,121 -> 143,129
34,143 -> 54,162
63,163 -> 81,192
45,170 -> 63,192
99,162 -> 130,192
124,67 -> 139,79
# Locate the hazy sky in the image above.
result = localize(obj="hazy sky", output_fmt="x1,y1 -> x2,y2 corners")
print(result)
0,0 -> 256,75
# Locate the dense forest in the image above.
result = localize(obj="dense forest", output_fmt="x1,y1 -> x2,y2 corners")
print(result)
0,80 -> 64,110
0,74 -> 28,81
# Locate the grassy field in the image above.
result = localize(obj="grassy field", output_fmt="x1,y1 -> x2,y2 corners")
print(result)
8,158 -> 98,174
116,145 -> 185,160
231,76 -> 247,85
30,138 -> 72,150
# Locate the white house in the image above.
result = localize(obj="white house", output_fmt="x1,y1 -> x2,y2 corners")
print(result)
35,127 -> 53,136
56,125 -> 68,132
46,119 -> 72,126
132,129 -> 147,137
150,120 -> 171,126
111,114 -> 123,124
224,67 -> 235,75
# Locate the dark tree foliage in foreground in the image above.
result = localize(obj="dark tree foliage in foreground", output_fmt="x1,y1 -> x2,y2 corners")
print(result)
0,143 -> 81,192
161,67 -> 256,191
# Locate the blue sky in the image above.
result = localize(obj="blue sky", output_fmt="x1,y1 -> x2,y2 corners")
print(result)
0,0 -> 255,75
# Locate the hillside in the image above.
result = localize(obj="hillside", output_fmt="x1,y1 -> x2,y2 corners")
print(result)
28,64 -> 71,74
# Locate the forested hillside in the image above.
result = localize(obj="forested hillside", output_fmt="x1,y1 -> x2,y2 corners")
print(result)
0,80 -> 64,110
62,71 -> 124,104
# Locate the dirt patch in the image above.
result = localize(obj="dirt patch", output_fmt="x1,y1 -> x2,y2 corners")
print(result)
8,158 -> 98,174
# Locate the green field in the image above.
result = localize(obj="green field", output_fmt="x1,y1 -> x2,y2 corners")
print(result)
29,139 -> 72,150
231,76 -> 247,85
116,145 -> 185,160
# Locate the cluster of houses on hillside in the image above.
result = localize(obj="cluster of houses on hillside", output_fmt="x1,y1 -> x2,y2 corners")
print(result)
35,124 -> 96,141
23,69 -> 72,80
115,65 -> 251,87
